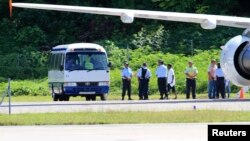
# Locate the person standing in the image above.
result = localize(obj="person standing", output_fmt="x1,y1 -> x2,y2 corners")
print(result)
137,63 -> 151,100
215,63 -> 225,99
225,79 -> 231,98
156,60 -> 168,100
184,61 -> 198,99
208,59 -> 217,99
167,64 -> 177,99
121,62 -> 133,100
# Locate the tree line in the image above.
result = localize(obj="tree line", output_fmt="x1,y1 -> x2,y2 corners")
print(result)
0,0 -> 249,79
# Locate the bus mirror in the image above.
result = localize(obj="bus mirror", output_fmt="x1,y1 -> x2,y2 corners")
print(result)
59,65 -> 64,71
108,62 -> 112,68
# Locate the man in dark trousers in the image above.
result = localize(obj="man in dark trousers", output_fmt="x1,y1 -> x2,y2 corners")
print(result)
156,60 -> 168,100
137,63 -> 151,100
121,62 -> 133,100
215,63 -> 225,99
184,61 -> 198,99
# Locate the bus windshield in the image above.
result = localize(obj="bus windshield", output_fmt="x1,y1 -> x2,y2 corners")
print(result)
65,52 -> 108,71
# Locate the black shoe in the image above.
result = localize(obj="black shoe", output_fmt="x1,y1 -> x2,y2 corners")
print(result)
128,98 -> 133,100
164,96 -> 168,100
159,97 -> 164,100
121,97 -> 124,100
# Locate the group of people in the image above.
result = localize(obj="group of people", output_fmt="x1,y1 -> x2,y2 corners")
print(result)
121,59 -> 231,100
121,60 -> 177,100
208,59 -> 230,99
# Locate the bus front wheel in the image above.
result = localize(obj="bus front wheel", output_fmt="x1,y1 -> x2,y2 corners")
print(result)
53,93 -> 59,101
86,95 -> 96,101
86,96 -> 91,101
91,95 -> 96,101
58,95 -> 70,101
64,95 -> 70,101
100,94 -> 107,101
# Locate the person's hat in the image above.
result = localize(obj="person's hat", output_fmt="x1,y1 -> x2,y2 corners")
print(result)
124,61 -> 129,65
188,60 -> 193,63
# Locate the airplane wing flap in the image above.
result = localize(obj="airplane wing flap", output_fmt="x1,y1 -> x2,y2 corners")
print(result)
12,3 -> 250,29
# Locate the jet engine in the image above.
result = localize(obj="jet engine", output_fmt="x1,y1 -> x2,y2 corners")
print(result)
220,29 -> 250,86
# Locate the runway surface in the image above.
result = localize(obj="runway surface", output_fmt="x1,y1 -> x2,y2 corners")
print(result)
1,99 -> 250,114
1,123 -> 249,141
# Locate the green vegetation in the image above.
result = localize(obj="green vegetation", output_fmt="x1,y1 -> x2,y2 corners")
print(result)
0,0 -> 247,78
0,110 -> 250,125
0,78 -> 49,96
0,50 -> 241,97
0,1 -> 249,126
109,49 -> 223,94
0,1 -> 248,96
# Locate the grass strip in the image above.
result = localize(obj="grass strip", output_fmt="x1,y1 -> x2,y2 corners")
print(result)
0,110 -> 250,125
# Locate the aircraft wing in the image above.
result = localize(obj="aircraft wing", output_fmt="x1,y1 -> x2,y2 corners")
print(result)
11,2 -> 250,29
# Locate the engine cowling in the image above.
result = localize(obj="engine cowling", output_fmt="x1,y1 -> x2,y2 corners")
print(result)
120,12 -> 134,23
220,35 -> 250,86
200,18 -> 217,30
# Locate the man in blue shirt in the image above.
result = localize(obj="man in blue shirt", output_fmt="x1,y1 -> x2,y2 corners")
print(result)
137,63 -> 151,100
121,62 -> 133,100
156,60 -> 168,100
215,63 -> 225,99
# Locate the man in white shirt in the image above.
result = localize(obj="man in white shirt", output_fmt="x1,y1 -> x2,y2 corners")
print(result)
137,63 -> 151,100
121,62 -> 133,100
156,60 -> 168,100
215,63 -> 225,99
167,64 -> 177,99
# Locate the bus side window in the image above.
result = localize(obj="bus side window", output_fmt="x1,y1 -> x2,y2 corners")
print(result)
54,54 -> 58,70
54,53 -> 59,70
50,54 -> 56,70
61,54 -> 65,70
48,54 -> 52,70
55,53 -> 63,70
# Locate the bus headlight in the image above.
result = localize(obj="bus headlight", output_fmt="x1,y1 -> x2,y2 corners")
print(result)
64,82 -> 77,86
98,82 -> 109,86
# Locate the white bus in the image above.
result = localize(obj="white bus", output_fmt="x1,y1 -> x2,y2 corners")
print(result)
48,43 -> 111,101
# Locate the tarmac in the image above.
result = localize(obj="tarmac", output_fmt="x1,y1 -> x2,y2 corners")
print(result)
1,99 -> 250,114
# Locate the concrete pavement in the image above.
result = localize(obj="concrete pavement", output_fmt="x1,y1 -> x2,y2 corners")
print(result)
1,123 -> 250,141
0,99 -> 250,114
0,123 -> 207,141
